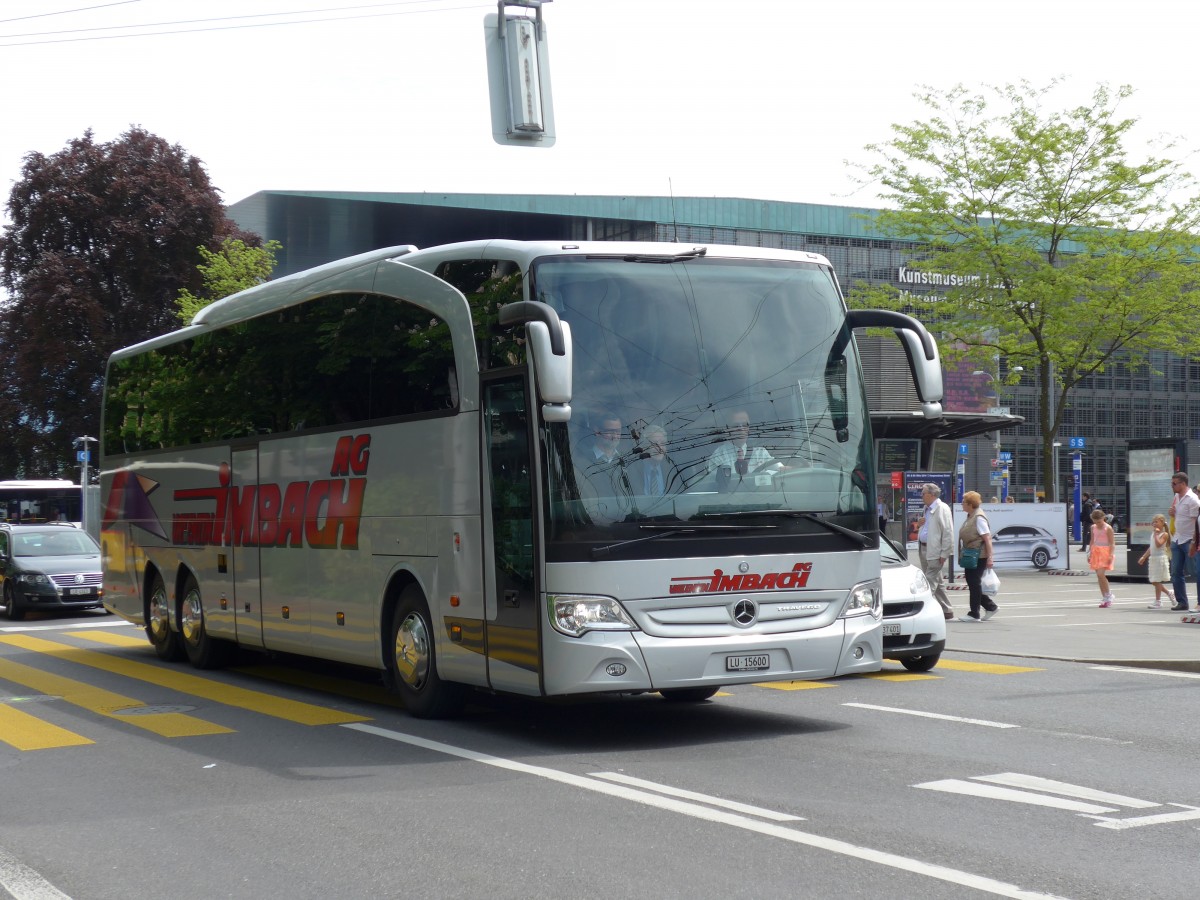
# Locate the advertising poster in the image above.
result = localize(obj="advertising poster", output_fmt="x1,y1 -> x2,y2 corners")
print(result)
953,502 -> 1070,572
902,472 -> 953,552
1127,444 -> 1177,548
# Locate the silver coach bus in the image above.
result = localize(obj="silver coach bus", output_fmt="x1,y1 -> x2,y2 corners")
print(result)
100,240 -> 943,717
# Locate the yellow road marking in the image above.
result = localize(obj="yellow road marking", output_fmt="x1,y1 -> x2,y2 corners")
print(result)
0,657 -> 231,738
755,680 -> 837,691
936,659 -> 1044,675
1,634 -> 369,726
859,671 -> 941,682
228,664 -> 402,708
68,630 -> 148,649
0,701 -> 93,750
75,631 -> 397,710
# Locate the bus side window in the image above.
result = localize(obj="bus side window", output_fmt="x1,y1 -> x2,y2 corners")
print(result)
434,259 -> 525,370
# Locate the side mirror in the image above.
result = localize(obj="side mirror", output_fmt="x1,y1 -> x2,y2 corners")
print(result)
498,300 -> 573,422
845,309 -> 944,419
527,320 -> 573,422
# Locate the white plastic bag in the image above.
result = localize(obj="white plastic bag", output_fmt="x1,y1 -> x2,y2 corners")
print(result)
981,568 -> 1001,595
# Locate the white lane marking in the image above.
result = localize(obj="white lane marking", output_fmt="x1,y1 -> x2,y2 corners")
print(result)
985,614 -> 1067,619
915,779 -> 1116,814
973,774 -> 1159,809
0,846 -> 71,900
1085,804 -> 1200,830
0,621 -> 131,633
1089,665 -> 1200,679
1049,621 -> 1160,627
589,771 -> 803,821
842,703 -> 1019,729
345,723 -> 1065,899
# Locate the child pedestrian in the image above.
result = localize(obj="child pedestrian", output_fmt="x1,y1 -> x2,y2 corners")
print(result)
1139,513 -> 1175,608
1090,507 -> 1116,607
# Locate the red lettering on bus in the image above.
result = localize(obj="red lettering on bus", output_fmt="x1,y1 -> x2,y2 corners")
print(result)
228,485 -> 257,546
170,439 -> 370,550
277,481 -> 309,548
256,483 -> 281,546
330,434 -> 372,477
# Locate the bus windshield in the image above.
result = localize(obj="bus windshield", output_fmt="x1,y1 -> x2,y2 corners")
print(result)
532,254 -> 874,559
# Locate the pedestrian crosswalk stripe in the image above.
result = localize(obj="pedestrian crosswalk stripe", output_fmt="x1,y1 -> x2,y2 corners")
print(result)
68,630 -> 148,649
0,634 -> 370,726
0,657 -> 231,739
0,699 -> 93,750
228,664 -> 402,708
934,659 -> 1044,675
70,630 -> 401,709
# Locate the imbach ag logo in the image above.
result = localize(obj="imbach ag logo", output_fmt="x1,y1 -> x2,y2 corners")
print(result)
669,563 -> 813,595
104,434 -> 372,550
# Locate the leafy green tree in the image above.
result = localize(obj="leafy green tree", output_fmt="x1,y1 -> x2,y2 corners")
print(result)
176,237 -> 281,325
0,127 -> 257,477
852,81 -> 1200,494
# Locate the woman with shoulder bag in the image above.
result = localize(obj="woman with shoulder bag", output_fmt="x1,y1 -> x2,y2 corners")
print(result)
957,490 -> 999,622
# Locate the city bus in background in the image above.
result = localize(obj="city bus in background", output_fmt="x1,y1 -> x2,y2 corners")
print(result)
100,240 -> 943,717
0,480 -> 83,528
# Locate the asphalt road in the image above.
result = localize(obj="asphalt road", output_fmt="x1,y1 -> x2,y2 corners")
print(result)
1,606 -> 1197,900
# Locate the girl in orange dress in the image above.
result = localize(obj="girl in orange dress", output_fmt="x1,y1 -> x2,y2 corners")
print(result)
1090,507 -> 1116,607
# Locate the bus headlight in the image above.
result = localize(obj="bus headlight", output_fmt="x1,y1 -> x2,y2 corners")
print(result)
839,580 -> 882,620
549,594 -> 638,637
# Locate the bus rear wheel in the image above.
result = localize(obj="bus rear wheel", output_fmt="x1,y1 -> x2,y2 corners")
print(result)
146,572 -> 184,661
387,585 -> 465,719
179,574 -> 231,669
659,687 -> 720,703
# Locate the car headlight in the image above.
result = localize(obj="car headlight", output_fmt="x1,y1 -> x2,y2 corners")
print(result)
548,594 -> 638,637
18,573 -> 51,586
840,580 -> 882,620
910,570 -> 930,594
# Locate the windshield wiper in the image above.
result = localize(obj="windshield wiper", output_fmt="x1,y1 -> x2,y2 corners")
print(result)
695,509 -> 871,547
590,523 -> 775,559
585,247 -> 708,264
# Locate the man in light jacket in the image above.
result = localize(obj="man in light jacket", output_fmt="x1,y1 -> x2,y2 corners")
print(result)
918,483 -> 955,620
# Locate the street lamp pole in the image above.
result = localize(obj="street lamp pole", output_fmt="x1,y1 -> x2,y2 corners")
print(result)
1052,441 -> 1062,504
73,436 -> 97,533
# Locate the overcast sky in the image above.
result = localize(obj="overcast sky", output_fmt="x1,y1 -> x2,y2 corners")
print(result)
1,0 -> 1196,219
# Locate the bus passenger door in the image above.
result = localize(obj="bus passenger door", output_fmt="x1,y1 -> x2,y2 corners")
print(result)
230,447 -> 264,648
481,374 -> 541,695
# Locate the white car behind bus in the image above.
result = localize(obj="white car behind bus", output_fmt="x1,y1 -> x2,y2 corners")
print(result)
880,534 -> 945,672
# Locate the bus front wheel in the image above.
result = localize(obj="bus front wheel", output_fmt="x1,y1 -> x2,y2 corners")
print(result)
146,572 -> 184,661
388,586 -> 465,719
179,574 -> 231,669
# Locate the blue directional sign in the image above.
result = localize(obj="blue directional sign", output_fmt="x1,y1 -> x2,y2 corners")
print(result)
1069,437 -> 1086,449
958,443 -> 969,456
76,450 -> 91,462
998,451 -> 1013,462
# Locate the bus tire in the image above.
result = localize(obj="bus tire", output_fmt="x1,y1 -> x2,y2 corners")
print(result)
387,585 -> 465,719
179,574 -> 232,669
146,571 -> 185,661
3,582 -> 26,621
659,687 -> 720,703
